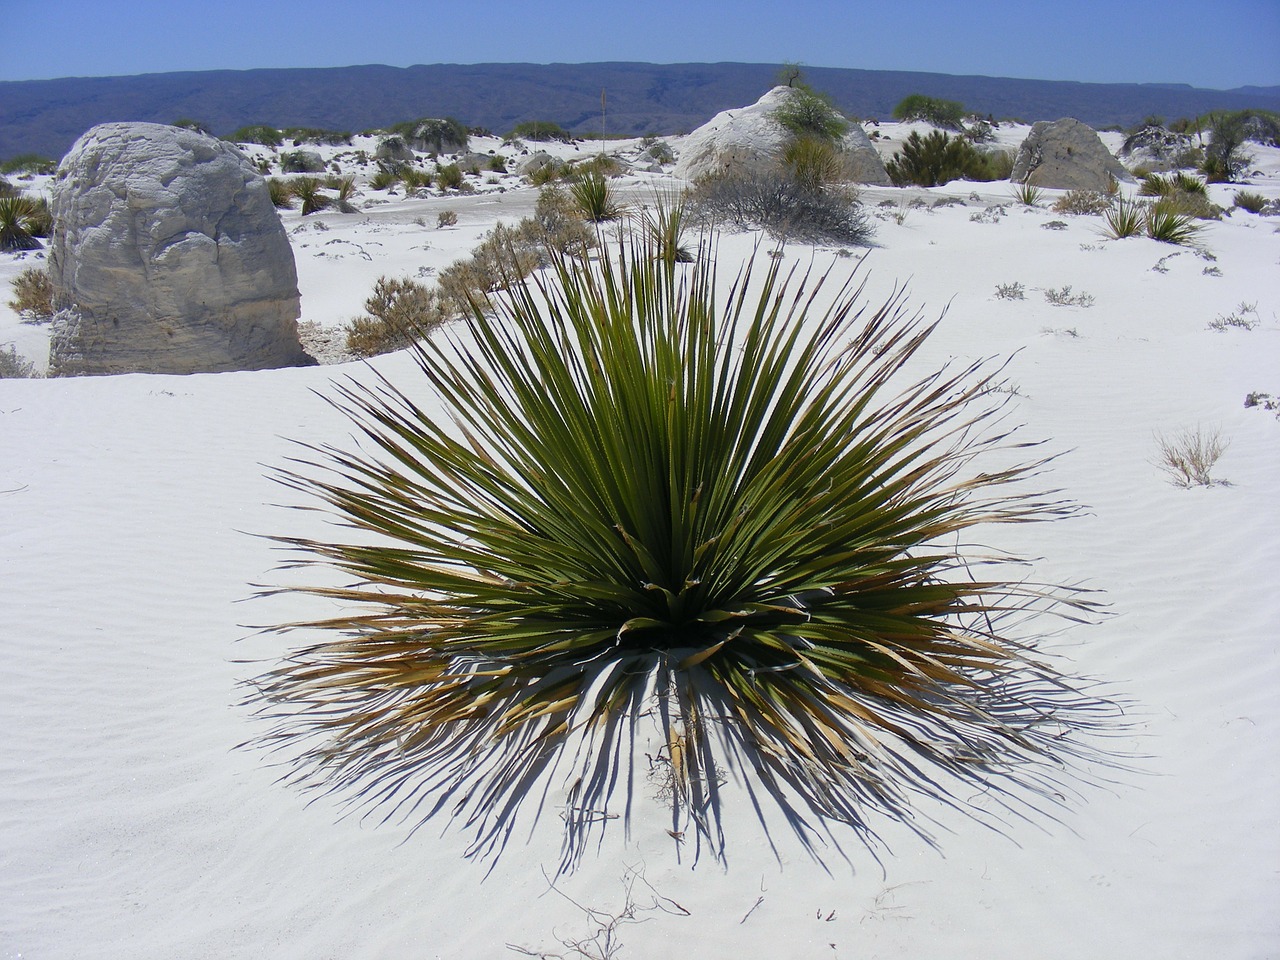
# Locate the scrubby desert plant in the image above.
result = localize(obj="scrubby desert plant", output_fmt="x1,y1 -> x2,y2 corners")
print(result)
1045,285 -> 1095,307
1052,191 -> 1114,216
772,88 -> 848,142
328,175 -> 359,213
1155,427 -> 1228,486
251,230 -> 1109,867
7,266 -> 56,321
486,154 -> 508,173
886,131 -> 990,187
994,281 -> 1026,300
344,275 -> 446,358
892,94 -> 966,131
437,209 -> 459,228
783,136 -> 843,190
266,177 -> 295,209
400,167 -> 434,194
510,120 -> 574,142
570,169 -> 621,222
689,170 -> 872,245
638,191 -> 695,264
0,195 -> 46,250
436,163 -> 465,191
1232,190 -> 1266,213
0,343 -> 36,379
288,177 -> 330,216
369,166 -> 399,191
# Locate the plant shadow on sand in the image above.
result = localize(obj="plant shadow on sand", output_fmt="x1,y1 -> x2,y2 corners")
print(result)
243,221 -> 1130,875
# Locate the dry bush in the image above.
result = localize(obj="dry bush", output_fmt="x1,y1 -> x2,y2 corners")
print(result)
345,276 -> 446,358
0,343 -> 36,378
1155,427 -> 1228,487
688,170 -> 872,244
1052,191 -> 1114,216
437,209 -> 458,228
8,266 -> 58,322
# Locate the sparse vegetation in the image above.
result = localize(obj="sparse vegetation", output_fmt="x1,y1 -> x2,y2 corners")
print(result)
783,136 -> 843,191
266,178 -> 295,209
885,131 -> 1004,187
1045,285 -> 1095,307
437,209 -> 459,228
1052,191 -> 1114,216
288,177 -> 330,216
1155,427 -> 1228,487
689,170 -> 872,245
227,125 -> 283,147
994,281 -> 1026,300
510,120 -> 574,142
892,94 -> 966,131
772,87 -> 848,142
1104,196 -> 1146,238
1011,183 -> 1043,206
1207,301 -> 1259,331
7,266 -> 57,322
0,154 -> 57,176
1145,201 -> 1202,244
344,276 -> 446,358
0,343 -> 36,378
436,163 -> 465,191
1231,190 -> 1266,214
327,175 -> 359,213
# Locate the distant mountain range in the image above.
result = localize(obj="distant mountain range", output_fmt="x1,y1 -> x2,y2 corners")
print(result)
3,61 -> 1278,161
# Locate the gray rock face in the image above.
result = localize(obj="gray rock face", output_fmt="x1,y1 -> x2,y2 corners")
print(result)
1011,118 -> 1129,190
375,136 -> 415,166
674,86 -> 890,186
1120,125 -> 1196,172
280,149 -> 326,173
47,122 -> 310,376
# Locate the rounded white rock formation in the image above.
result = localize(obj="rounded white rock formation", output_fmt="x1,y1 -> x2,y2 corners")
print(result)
673,86 -> 890,186
1011,118 -> 1130,191
48,122 -> 311,376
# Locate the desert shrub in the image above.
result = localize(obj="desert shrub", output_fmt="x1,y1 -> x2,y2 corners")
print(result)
1231,190 -> 1266,213
569,169 -> 621,222
772,88 -> 848,141
892,94 -> 966,130
510,120 -> 573,142
0,343 -> 36,378
1139,171 -> 1207,198
250,229 -> 1108,867
1052,190 -> 1113,216
437,209 -> 459,228
1152,191 -> 1222,220
228,125 -> 283,147
1145,201 -> 1202,244
436,163 -> 465,191
1104,196 -> 1146,238
1045,285 -> 1095,307
289,177 -> 330,216
390,117 -> 469,153
0,195 -> 46,250
1200,112 -> 1252,182
400,166 -> 434,194
689,170 -> 872,245
282,127 -> 352,146
172,118 -> 212,134
885,131 -> 992,187
7,266 -> 57,321
533,185 -> 596,257
0,154 -> 57,175
266,178 -> 294,209
368,166 -> 399,191
345,276 -> 446,358
994,281 -> 1025,300
528,161 -> 567,186
0,176 -> 15,198
642,139 -> 675,165
1207,302 -> 1259,331
783,136 -> 843,190
486,154 -> 507,173
1155,427 -> 1228,486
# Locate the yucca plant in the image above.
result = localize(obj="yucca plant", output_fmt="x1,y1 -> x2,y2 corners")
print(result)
330,175 -> 359,213
569,169 -> 621,222
1232,190 -> 1266,214
1146,200 -> 1202,244
1104,195 -> 1146,238
289,177 -> 330,216
0,195 -> 46,250
435,163 -> 465,192
369,166 -> 400,191
250,226 -> 1106,868
1010,182 -> 1043,207
400,166 -> 434,195
638,189 -> 694,264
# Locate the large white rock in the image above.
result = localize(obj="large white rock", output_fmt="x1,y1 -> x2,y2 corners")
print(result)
1011,118 -> 1130,191
48,122 -> 311,376
674,86 -> 890,185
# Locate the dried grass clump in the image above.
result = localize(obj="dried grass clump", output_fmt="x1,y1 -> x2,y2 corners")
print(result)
1052,191 -> 1114,216
344,276 -> 446,358
7,266 -> 58,322
1155,427 -> 1228,487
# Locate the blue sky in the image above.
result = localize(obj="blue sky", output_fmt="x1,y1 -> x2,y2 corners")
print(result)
7,0 -> 1278,89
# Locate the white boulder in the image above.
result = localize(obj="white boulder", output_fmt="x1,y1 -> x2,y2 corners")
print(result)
47,122 -> 311,376
1011,118 -> 1130,190
674,86 -> 890,185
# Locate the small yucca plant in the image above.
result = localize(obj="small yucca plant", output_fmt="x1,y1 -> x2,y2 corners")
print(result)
1104,195 -> 1146,238
1146,200 -> 1202,244
0,195 -> 46,251
250,225 -> 1106,867
289,177 -> 330,216
569,169 -> 621,222
266,178 -> 295,209
1010,182 -> 1043,207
